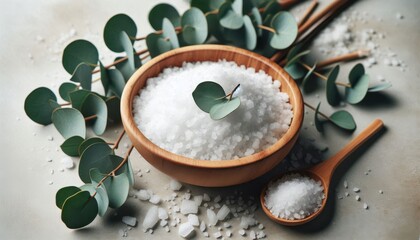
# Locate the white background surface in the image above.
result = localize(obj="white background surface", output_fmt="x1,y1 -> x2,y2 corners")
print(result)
0,0 -> 419,239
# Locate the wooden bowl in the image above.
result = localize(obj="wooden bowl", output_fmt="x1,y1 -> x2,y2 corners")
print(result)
121,45 -> 303,187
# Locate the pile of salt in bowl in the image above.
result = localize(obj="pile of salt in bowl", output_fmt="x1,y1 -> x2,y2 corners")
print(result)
133,60 -> 293,160
264,174 -> 325,220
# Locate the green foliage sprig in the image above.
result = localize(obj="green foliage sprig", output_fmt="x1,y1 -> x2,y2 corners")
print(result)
23,0 -> 392,229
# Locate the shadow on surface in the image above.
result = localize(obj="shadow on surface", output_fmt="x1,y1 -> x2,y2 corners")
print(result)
357,92 -> 399,110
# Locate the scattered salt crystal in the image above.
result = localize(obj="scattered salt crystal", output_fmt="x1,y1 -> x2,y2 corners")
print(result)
345,192 -> 349,197
119,229 -> 127,237
384,59 -> 391,66
170,180 -> 183,191
239,216 -> 257,229
136,189 -> 151,201
258,223 -> 264,230
145,169 -> 150,173
238,229 -> 246,236
50,169 -> 54,175
123,143 -> 129,149
396,13 -> 404,19
343,180 -> 348,189
180,200 -> 198,215
250,230 -> 256,240
142,206 -> 159,229
165,226 -> 170,232
47,136 -> 54,141
379,190 -> 383,194
355,195 -> 361,201
149,195 -> 161,204
264,174 -> 324,220
188,214 -> 200,226
207,209 -> 218,226
148,229 -> 154,234
200,221 -> 207,232
203,232 -> 209,237
36,35 -> 45,42
257,231 -> 266,239
213,231 -> 222,239
223,222 -> 231,228
216,205 -> 230,221
59,168 -> 64,172
122,216 -> 137,227
363,203 -> 368,209
214,195 -> 222,203
203,193 -> 211,202
48,181 -> 53,185
184,193 -> 191,200
46,157 -> 53,162
193,195 -> 203,206
160,220 -> 168,227
353,187 -> 360,193
61,157 -> 74,169
174,205 -> 180,213
158,207 -> 168,219
178,222 -> 195,239
226,230 -> 232,237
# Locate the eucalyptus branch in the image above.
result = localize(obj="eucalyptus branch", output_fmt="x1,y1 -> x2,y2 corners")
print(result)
112,130 -> 126,150
91,48 -> 149,74
258,25 -> 276,33
298,0 -> 319,27
227,84 -> 241,100
304,102 -> 331,121
60,102 -> 72,107
134,27 -> 182,41
299,62 -> 351,88
84,115 -> 97,121
317,50 -> 370,69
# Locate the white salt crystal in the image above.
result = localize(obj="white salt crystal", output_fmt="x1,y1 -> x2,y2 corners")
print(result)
250,230 -> 256,240
170,179 -> 183,191
61,157 -> 74,169
47,136 -> 53,141
200,221 -> 207,232
180,200 -> 198,215
136,190 -> 150,201
238,229 -> 246,236
145,169 -> 150,173
184,193 -> 191,200
178,222 -> 195,239
213,231 -> 222,239
203,193 -> 211,202
193,195 -> 203,206
223,222 -> 231,228
216,205 -> 230,221
343,180 -> 348,189
239,216 -> 257,229
188,214 -> 200,226
118,229 -> 127,237
174,206 -> 180,213
257,231 -> 266,239
48,181 -> 53,185
355,195 -> 361,201
215,203 -> 221,209
158,207 -> 168,220
345,192 -> 349,197
46,157 -> 53,162
264,174 -> 324,220
165,226 -> 170,232
363,203 -> 368,209
203,232 -> 209,237
160,220 -> 168,227
396,13 -> 404,19
353,187 -> 360,193
214,195 -> 222,203
142,206 -> 159,230
379,190 -> 383,194
207,209 -> 218,226
122,216 -> 137,227
258,223 -> 264,230
149,195 -> 161,204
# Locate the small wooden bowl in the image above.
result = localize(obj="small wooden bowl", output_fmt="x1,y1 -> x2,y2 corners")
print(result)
121,45 -> 303,187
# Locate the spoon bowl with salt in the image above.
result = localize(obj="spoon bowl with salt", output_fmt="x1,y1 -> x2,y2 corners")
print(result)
260,119 -> 384,226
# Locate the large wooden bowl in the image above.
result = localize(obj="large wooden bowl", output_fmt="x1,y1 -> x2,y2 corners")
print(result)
121,45 -> 303,187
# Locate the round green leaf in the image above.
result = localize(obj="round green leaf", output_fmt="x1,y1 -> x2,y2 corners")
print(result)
99,61 -> 110,94
52,108 -> 86,139
24,87 -> 60,125
251,7 -> 263,36
110,156 -> 134,187
326,65 -> 341,106
262,0 -> 282,22
348,63 -> 365,85
284,64 -> 306,79
302,63 -> 317,91
61,136 -> 84,157
56,186 -> 81,209
270,11 -> 298,49
79,142 -> 114,183
80,183 -> 109,217
209,97 -> 241,120
106,96 -> 121,124
69,89 -> 90,110
70,63 -> 92,90
191,0 -> 224,13
206,13 -> 225,42
146,33 -> 173,58
181,7 -> 208,45
285,50 -> 311,67
329,110 -> 356,131
218,2 -> 244,30
61,191 -> 98,229
148,3 -> 180,30
81,94 -> 108,135
314,102 -> 324,132
59,82 -> 78,102
368,82 -> 392,92
103,14 -> 137,52
345,74 -> 369,104
119,31 -> 135,75
107,171 -> 130,208
243,15 -> 257,50
62,40 -> 98,75
78,137 -> 107,156
162,18 -> 180,48
192,81 -> 227,113
107,69 -> 126,98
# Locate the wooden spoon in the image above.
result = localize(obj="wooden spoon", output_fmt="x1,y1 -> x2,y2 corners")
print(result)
260,119 -> 384,226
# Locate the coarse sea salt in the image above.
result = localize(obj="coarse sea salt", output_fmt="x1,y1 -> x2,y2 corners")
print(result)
264,174 -> 324,220
133,60 -> 293,160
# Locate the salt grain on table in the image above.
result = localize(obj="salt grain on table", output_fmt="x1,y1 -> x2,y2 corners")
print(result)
178,222 -> 195,239
143,206 -> 159,230
122,216 -> 137,227
61,157 -> 74,169
180,200 -> 198,215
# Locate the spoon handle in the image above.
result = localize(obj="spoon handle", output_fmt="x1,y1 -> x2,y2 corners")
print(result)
311,119 -> 384,181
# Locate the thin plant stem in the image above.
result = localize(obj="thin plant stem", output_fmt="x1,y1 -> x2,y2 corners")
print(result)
280,0 -> 301,9
134,27 -> 182,41
258,25 -> 276,33
91,49 -> 149,74
304,102 -> 331,121
227,84 -> 241,100
112,130 -> 126,150
317,50 -> 370,69
298,0 -> 319,27
84,115 -> 97,121
141,53 -> 150,61
299,62 -> 351,88
60,102 -> 72,107
205,9 -> 219,16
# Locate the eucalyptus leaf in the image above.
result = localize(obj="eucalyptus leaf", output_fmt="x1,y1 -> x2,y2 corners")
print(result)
99,61 -> 110,94
119,31 -> 135,76
59,82 -> 78,102
192,81 -> 227,113
345,74 -> 369,104
314,102 -> 324,132
106,96 -> 121,123
110,155 -> 134,187
62,40 -> 98,75
262,0 -> 282,23
284,64 -> 306,79
302,63 -> 317,91
329,110 -> 356,131
60,136 -> 84,157
107,69 -> 126,98
181,7 -> 208,45
69,89 -> 91,110
191,0 -> 224,13
79,183 -> 109,217
148,3 -> 180,30
146,33 -> 173,58
250,7 -> 263,36
24,87 -> 60,125
70,63 -> 92,90
78,137 -> 107,156
114,57 -> 134,82
218,2 -> 244,30
209,97 -> 241,120
79,142 -> 114,183
368,82 -> 392,92
285,50 -> 310,67
206,13 -> 225,42
348,63 -> 365,85
243,15 -> 257,50
103,14 -> 137,52
52,108 -> 86,139
106,171 -> 130,208
270,11 -> 298,49
81,93 -> 108,135
222,27 -> 246,47
326,65 -> 341,106
61,191 -> 98,229
56,186 -> 81,209
162,18 -> 180,48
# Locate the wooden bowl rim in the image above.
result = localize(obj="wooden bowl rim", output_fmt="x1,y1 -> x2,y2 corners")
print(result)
121,44 -> 303,169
